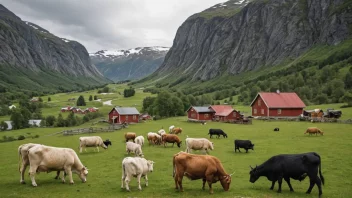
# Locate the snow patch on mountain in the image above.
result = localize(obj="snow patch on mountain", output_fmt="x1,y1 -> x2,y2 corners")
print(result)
89,46 -> 170,58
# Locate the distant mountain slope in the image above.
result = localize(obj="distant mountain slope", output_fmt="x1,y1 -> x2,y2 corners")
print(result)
150,0 -> 352,81
0,4 -> 111,93
90,47 -> 169,82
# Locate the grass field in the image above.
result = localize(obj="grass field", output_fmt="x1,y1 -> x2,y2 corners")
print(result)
0,118 -> 352,198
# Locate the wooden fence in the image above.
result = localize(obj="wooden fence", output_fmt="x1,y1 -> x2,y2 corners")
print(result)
255,116 -> 352,124
62,124 -> 127,136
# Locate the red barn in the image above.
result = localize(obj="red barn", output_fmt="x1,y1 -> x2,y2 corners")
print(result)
187,106 -> 215,121
210,105 -> 241,122
109,107 -> 140,124
250,92 -> 306,117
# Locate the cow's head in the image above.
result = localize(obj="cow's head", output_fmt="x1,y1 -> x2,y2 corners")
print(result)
223,133 -> 228,138
78,166 -> 89,183
249,165 -> 260,183
103,139 -> 112,147
209,142 -> 214,150
219,175 -> 231,191
249,144 -> 255,150
177,141 -> 182,148
147,160 -> 155,172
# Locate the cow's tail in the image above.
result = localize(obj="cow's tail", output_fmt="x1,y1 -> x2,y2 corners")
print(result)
315,153 -> 325,185
18,145 -> 23,172
172,154 -> 176,178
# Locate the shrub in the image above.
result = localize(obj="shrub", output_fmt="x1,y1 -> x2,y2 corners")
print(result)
17,135 -> 26,140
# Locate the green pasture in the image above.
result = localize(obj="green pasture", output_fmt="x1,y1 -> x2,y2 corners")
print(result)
0,118 -> 352,198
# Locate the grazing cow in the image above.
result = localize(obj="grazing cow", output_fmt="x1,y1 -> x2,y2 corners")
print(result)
161,134 -> 182,148
147,132 -> 162,145
126,142 -> 144,157
185,137 -> 214,154
125,132 -> 137,142
103,139 -> 112,147
208,129 -> 227,138
172,127 -> 183,135
274,128 -> 280,131
135,136 -> 145,146
169,125 -> 175,133
173,151 -> 233,194
27,145 -> 88,186
305,127 -> 324,136
234,140 -> 254,153
121,157 -> 155,191
79,136 -> 108,153
158,129 -> 166,136
249,152 -> 324,197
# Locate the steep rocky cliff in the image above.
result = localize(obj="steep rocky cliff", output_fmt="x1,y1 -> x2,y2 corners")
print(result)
154,0 -> 352,81
90,46 -> 169,82
0,4 -> 110,92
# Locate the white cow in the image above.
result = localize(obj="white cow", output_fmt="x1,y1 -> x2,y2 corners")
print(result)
185,137 -> 214,154
158,129 -> 166,136
135,136 -> 145,146
126,142 -> 144,157
79,136 -> 107,153
121,157 -> 155,191
168,125 -> 175,133
27,145 -> 88,186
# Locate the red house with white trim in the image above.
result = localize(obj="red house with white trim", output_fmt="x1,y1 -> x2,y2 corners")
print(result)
109,107 -> 140,124
250,92 -> 306,117
187,106 -> 215,121
209,105 -> 241,122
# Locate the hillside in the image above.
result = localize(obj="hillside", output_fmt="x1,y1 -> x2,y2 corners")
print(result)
90,47 -> 169,82
0,4 -> 111,94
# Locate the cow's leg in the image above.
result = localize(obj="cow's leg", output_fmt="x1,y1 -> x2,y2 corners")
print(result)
79,146 -> 83,153
202,178 -> 206,190
55,171 -> 60,180
61,171 -> 66,183
125,174 -> 131,192
144,175 -> 148,187
315,176 -> 323,197
177,174 -> 184,192
277,176 -> 283,193
270,181 -> 275,190
29,165 -> 38,187
284,177 -> 294,192
137,174 -> 142,190
245,149 -> 249,153
306,176 -> 316,194
238,148 -> 241,152
121,170 -> 126,189
65,167 -> 74,184
20,160 -> 28,184
96,146 -> 100,152
174,173 -> 179,190
206,176 -> 214,194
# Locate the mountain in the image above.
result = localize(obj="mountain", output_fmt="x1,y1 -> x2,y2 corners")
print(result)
0,4 -> 111,94
90,46 -> 169,82
149,0 -> 352,82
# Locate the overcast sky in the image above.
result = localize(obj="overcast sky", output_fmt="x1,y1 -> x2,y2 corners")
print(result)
1,0 -> 225,52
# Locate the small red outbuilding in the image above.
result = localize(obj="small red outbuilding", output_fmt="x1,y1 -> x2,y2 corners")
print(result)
109,107 -> 140,124
187,106 -> 215,121
250,92 -> 306,117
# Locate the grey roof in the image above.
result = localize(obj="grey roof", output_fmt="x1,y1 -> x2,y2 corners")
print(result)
115,107 -> 140,115
192,106 -> 215,113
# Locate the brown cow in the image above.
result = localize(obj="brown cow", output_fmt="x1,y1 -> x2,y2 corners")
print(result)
162,134 -> 182,148
172,127 -> 183,135
173,151 -> 233,194
125,132 -> 136,142
147,132 -> 161,145
304,127 -> 324,136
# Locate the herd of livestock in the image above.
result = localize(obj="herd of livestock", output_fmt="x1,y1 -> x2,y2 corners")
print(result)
18,125 -> 325,197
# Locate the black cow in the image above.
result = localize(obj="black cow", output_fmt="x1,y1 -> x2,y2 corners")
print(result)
249,152 -> 324,197
234,139 -> 254,153
208,129 -> 228,138
274,128 -> 280,131
103,139 -> 112,147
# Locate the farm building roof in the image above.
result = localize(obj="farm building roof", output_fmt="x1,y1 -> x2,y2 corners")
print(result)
187,106 -> 215,113
210,105 -> 235,116
250,92 -> 306,108
114,107 -> 140,115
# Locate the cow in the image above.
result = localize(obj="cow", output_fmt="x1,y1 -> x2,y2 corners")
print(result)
305,127 -> 324,136
169,125 -> 175,133
158,129 -> 166,136
185,137 -> 214,154
161,134 -> 182,148
27,145 -> 88,186
125,132 -> 137,142
147,132 -> 162,145
121,157 -> 155,191
234,139 -> 254,153
135,136 -> 145,146
79,136 -> 108,153
173,151 -> 233,194
249,152 -> 324,197
208,129 -> 227,138
103,139 -> 112,147
126,142 -> 144,157
274,128 -> 280,131
172,127 -> 183,135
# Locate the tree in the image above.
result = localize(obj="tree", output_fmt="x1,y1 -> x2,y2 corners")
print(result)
48,97 -> 51,102
142,97 -> 156,113
0,121 -> 8,131
20,108 -> 31,128
94,95 -> 98,100
56,113 -> 66,127
38,97 -> 43,102
170,97 -> 184,116
124,87 -> 135,97
315,93 -> 328,104
103,86 -> 109,93
76,95 -> 86,106
66,112 -> 77,126
180,95 -> 191,111
89,95 -> 93,101
342,92 -> 352,106
45,115 -> 56,126
10,109 -> 24,130
344,72 -> 352,89
154,91 -> 173,117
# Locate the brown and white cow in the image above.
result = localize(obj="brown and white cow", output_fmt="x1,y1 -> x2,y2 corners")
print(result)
79,136 -> 108,153
27,145 -> 88,186
305,127 -> 324,136
173,151 -> 233,194
147,132 -> 161,145
172,127 -> 183,135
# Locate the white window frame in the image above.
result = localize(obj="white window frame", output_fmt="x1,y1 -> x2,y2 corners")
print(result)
261,109 -> 264,114
254,109 -> 257,114
278,109 -> 282,115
